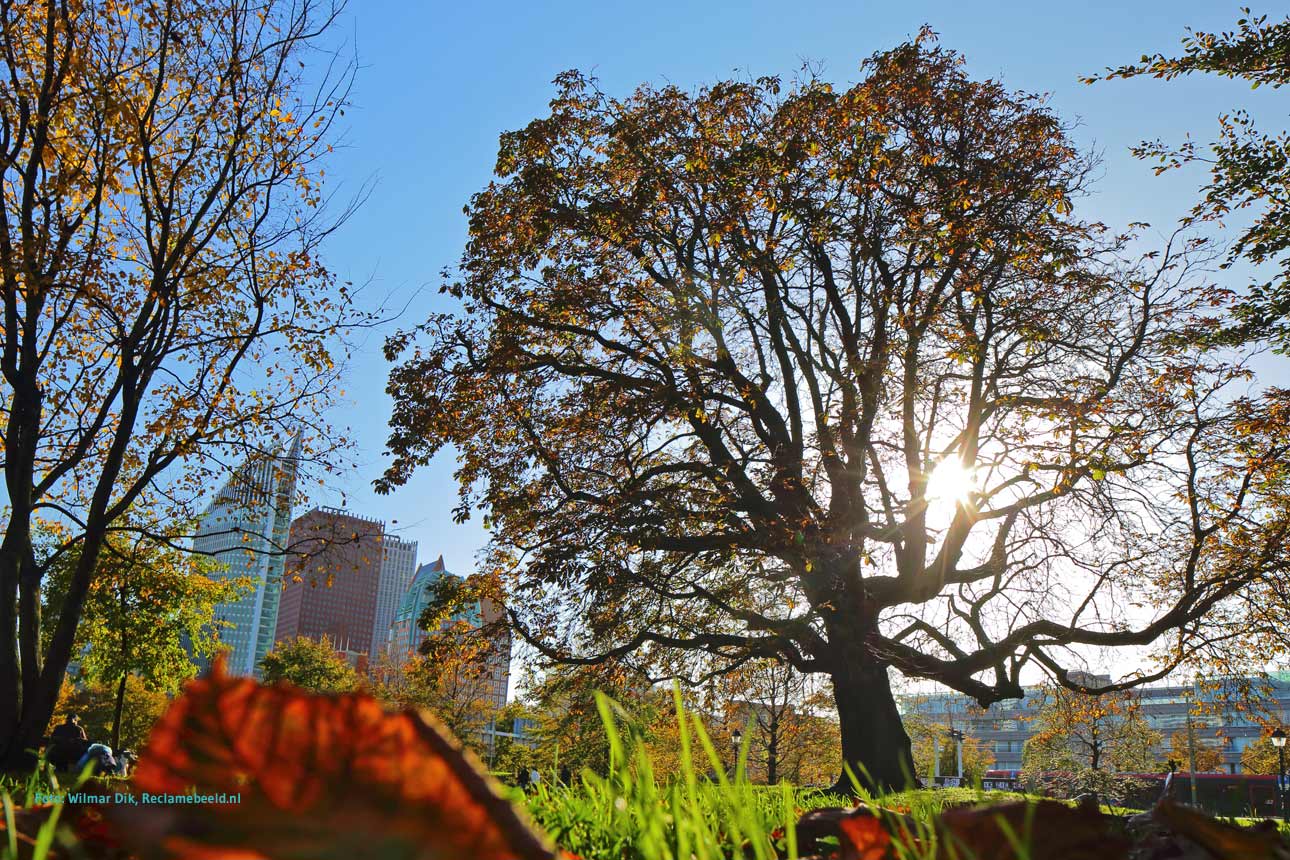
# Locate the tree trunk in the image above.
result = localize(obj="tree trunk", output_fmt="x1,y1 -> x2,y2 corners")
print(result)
767,713 -> 779,785
830,660 -> 916,794
4,530 -> 103,767
112,674 -> 127,751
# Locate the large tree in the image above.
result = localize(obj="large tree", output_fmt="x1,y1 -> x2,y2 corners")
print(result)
0,0 -> 366,763
381,36 -> 1289,790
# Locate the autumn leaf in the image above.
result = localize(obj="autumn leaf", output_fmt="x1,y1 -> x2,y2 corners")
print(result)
116,657 -> 557,860
935,801 -> 1129,860
836,814 -> 894,860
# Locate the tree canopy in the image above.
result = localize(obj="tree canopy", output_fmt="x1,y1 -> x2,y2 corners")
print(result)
259,635 -> 360,695
1096,10 -> 1290,350
0,0 -> 371,763
382,34 -> 1289,790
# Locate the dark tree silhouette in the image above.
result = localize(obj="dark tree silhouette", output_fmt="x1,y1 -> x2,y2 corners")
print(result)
381,36 -> 1288,790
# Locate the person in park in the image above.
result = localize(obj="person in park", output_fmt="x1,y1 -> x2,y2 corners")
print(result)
46,714 -> 89,771
75,743 -> 119,776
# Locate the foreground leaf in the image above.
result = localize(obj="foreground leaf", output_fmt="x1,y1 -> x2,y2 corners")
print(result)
936,800 -> 1129,860
1153,800 -> 1288,860
118,658 -> 556,860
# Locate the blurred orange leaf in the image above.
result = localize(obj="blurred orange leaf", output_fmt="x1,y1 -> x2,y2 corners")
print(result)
117,657 -> 556,860
836,814 -> 893,860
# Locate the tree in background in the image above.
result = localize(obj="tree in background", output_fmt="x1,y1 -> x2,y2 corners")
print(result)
525,661 -> 663,779
1096,11 -> 1290,350
1023,685 -> 1160,801
0,0 -> 372,764
903,713 -> 995,785
716,658 -> 840,785
1167,728 -> 1227,773
718,659 -> 807,785
43,528 -> 247,749
259,636 -> 359,695
381,33 -> 1289,790
377,621 -> 504,748
51,675 -> 168,753
777,706 -> 843,788
488,700 -> 540,777
1240,732 -> 1284,774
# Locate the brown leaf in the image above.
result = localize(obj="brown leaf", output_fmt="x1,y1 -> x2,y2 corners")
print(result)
1154,800 -> 1289,860
935,801 -> 1130,860
117,657 -> 556,860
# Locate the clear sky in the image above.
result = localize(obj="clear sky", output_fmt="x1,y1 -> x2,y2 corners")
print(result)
311,1 -> 1285,580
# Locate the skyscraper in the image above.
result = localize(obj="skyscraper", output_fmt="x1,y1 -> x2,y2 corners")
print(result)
275,507 -> 386,657
193,435 -> 301,677
387,556 -> 511,710
373,535 -> 418,660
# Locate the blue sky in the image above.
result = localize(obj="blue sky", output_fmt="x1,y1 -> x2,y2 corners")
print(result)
312,1 -> 1284,577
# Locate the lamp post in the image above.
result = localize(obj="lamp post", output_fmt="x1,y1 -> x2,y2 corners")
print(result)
731,729 -> 743,778
1272,728 -> 1287,822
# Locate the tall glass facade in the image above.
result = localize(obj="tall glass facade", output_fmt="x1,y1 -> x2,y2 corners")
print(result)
192,435 -> 301,677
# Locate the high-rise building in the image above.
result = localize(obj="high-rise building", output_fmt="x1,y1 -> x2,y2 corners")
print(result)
387,556 -> 511,710
193,435 -> 302,677
274,507 -> 386,657
372,535 -> 418,660
387,556 -> 455,660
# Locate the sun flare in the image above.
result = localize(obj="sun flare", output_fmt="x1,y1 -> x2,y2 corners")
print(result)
926,458 -> 979,504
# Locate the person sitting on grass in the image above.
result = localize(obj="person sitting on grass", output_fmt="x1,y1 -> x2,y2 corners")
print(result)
47,714 -> 89,771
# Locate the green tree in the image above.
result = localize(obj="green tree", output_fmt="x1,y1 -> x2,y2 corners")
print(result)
526,661 -> 661,779
1022,685 -> 1161,802
45,529 -> 247,749
380,33 -> 1287,790
259,636 -> 359,695
52,674 -> 169,753
1096,11 -> 1290,349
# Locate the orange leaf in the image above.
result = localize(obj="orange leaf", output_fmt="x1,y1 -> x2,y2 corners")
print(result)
117,657 -> 556,860
837,814 -> 894,860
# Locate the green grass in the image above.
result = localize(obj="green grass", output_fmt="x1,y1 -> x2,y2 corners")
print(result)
516,687 -> 1057,860
0,688 -> 1171,860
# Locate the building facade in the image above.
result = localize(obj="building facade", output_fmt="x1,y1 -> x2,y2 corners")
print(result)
193,435 -> 302,677
899,674 -> 1290,774
372,535 -> 419,661
387,556 -> 511,711
275,507 -> 386,657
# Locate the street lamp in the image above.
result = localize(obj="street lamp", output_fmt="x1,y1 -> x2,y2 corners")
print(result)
1271,728 -> 1287,822
731,729 -> 743,777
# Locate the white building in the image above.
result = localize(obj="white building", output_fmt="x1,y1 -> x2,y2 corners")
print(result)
372,535 -> 418,660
